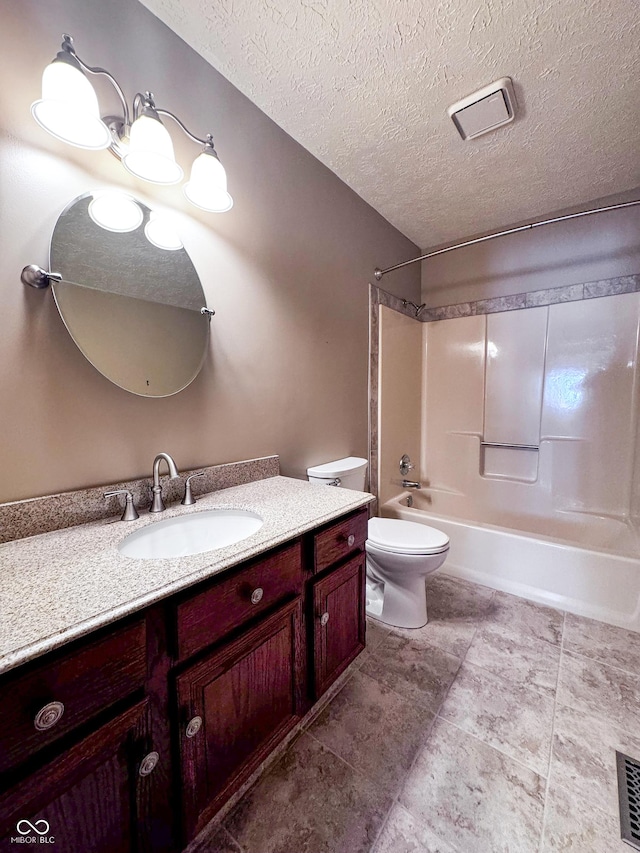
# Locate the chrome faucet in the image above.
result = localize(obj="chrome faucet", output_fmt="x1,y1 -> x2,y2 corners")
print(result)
402,479 -> 422,489
150,452 -> 180,513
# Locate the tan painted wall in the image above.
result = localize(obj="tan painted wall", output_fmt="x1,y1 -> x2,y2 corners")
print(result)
377,307 -> 422,506
421,197 -> 640,307
0,0 -> 419,503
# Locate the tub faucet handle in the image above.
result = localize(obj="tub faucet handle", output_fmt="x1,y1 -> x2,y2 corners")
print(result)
399,454 -> 414,476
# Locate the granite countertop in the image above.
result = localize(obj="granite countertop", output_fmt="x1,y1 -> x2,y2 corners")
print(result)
0,476 -> 374,677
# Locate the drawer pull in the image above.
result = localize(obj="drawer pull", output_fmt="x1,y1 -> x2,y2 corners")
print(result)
139,751 -> 159,777
250,587 -> 264,605
186,715 -> 203,738
319,611 -> 330,626
34,701 -> 65,731
347,534 -> 355,547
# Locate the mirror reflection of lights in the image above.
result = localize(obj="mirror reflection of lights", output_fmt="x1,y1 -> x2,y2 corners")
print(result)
144,212 -> 183,251
88,192 -> 143,232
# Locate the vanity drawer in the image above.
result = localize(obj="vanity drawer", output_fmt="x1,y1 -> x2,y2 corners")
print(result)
175,541 -> 303,660
0,619 -> 146,774
314,508 -> 368,574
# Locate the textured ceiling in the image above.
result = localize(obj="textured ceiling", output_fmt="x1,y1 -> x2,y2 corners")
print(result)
139,0 -> 640,248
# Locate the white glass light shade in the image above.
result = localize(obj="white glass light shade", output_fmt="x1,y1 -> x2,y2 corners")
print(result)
144,212 -> 183,251
123,114 -> 183,185
88,192 -> 143,233
183,150 -> 233,212
31,58 -> 111,150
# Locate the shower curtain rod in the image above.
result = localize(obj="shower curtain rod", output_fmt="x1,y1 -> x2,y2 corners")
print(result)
373,199 -> 640,281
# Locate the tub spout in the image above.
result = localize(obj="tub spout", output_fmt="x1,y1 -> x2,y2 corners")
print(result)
402,480 -> 421,489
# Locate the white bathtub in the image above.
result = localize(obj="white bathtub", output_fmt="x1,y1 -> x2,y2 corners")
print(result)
382,493 -> 640,632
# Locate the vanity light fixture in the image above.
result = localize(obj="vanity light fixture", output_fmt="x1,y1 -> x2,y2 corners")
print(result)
32,34 -> 233,212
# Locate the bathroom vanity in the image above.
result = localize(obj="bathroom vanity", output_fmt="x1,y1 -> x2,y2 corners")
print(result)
0,475 -> 372,851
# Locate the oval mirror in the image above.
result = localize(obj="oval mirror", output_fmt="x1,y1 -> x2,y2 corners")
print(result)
49,191 -> 210,397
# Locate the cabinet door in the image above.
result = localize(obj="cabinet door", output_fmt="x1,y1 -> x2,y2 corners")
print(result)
312,553 -> 366,698
176,597 -> 304,841
0,700 -> 155,853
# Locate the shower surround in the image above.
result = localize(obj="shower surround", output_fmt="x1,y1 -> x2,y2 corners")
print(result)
375,290 -> 640,630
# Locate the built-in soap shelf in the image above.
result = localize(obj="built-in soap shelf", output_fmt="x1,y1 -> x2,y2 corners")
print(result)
480,441 -> 540,483
480,442 -> 539,452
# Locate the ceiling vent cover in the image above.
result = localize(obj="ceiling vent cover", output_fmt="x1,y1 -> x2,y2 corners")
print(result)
448,77 -> 516,140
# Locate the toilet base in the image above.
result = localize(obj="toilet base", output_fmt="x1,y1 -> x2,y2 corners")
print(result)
365,573 -> 428,630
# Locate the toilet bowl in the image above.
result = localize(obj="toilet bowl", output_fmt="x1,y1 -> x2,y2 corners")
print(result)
305,456 -> 450,630
366,517 -> 449,629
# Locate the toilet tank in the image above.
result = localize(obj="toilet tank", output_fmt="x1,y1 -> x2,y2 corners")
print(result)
306,456 -> 368,491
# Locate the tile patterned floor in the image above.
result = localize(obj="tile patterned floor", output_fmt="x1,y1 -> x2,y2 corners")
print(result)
191,574 -> 639,853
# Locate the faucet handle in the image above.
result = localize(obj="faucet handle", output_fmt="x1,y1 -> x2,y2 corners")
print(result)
182,472 -> 205,506
399,454 -> 414,476
104,489 -> 139,522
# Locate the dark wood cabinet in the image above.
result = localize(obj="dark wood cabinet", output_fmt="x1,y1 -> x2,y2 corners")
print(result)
0,700 -> 152,853
311,552 -> 366,698
175,598 -> 304,840
0,620 -> 146,774
0,504 -> 369,852
174,542 -> 303,660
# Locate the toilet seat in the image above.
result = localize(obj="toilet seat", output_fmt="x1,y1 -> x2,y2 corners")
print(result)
367,517 -> 449,556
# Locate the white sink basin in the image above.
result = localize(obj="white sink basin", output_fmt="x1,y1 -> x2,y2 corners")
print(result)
118,509 -> 264,560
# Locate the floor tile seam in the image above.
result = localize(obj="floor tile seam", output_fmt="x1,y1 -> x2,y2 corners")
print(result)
435,714 -> 551,780
299,667 -> 358,733
423,643 -> 467,720
368,801 -> 397,853
547,776 -> 622,824
386,800 -> 465,853
454,655 -> 560,706
538,614 -> 565,853
304,728 -> 399,797
367,764 -> 429,853
478,618 -> 565,653
552,698 -> 640,743
348,665 -> 448,722
387,713 -> 448,840
219,824 -> 246,853
397,707 -> 441,783
385,625 -> 468,664
475,617 -> 565,655
309,669 -> 441,803
560,643 -> 640,680
348,664 -> 441,718
305,725 -> 432,844
359,652 -> 459,715
457,619 -> 482,666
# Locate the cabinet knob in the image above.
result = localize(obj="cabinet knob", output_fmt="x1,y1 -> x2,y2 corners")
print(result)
250,587 -> 264,605
34,701 -> 65,731
139,751 -> 160,777
319,612 -> 330,626
347,534 -> 355,547
186,715 -> 203,738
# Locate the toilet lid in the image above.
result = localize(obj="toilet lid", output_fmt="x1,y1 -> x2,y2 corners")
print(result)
367,517 -> 449,555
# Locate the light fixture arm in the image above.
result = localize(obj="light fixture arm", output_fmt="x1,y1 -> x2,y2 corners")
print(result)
155,108 -> 218,153
59,34 -> 131,129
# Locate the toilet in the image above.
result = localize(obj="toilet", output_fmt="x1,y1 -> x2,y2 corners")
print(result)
306,457 -> 450,629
